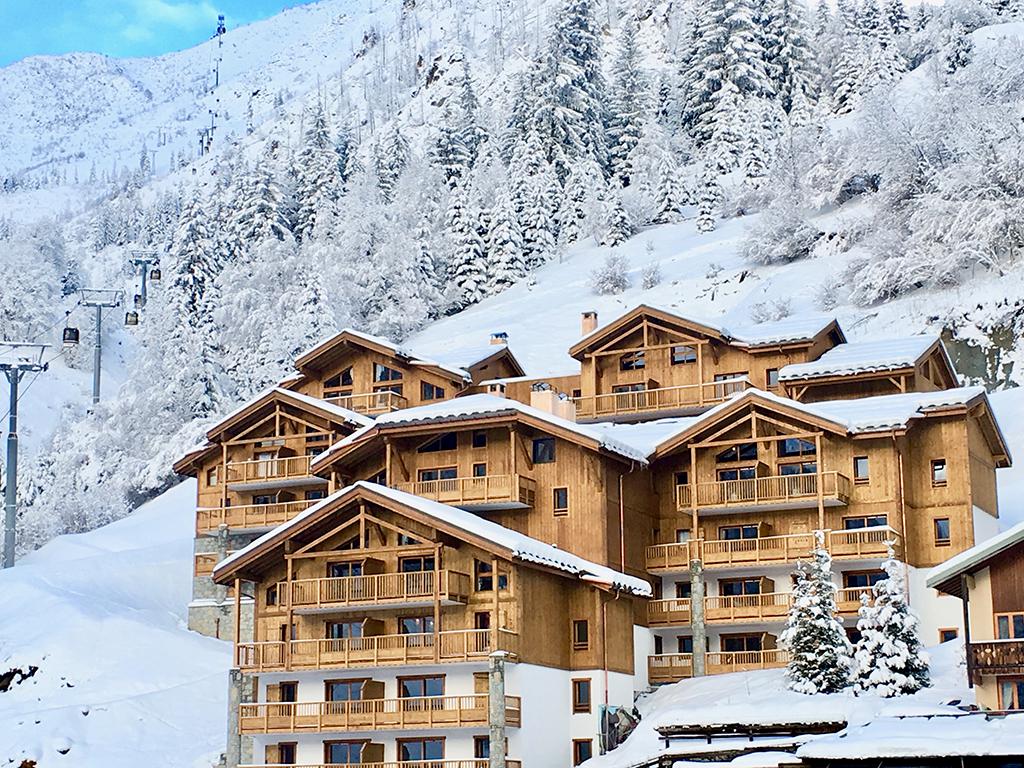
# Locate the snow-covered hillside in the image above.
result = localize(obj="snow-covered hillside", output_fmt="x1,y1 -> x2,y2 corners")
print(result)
0,480 -> 229,768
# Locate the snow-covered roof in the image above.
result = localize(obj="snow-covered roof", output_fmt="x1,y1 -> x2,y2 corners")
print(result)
215,481 -> 651,596
295,327 -> 472,381
796,714 -> 1024,759
926,518 -> 1024,593
427,343 -> 521,372
312,393 -> 651,469
779,336 -> 944,382
206,386 -> 372,438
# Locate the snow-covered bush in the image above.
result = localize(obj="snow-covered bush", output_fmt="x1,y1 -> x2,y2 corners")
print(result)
641,261 -> 662,289
590,253 -> 632,295
749,297 -> 792,323
740,195 -> 821,265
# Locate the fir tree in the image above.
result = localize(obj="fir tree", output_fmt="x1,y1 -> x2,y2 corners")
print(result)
782,535 -> 854,694
447,181 -> 489,308
852,548 -> 930,697
487,188 -> 527,293
599,189 -> 633,247
607,16 -> 649,185
883,0 -> 910,36
696,164 -> 720,233
294,101 -> 341,242
762,0 -> 818,114
375,122 -> 409,203
942,22 -> 973,76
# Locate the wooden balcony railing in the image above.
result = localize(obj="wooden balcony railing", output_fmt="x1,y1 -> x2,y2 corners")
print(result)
701,532 -> 816,567
240,762 -> 523,768
283,570 -> 471,610
573,378 -> 752,419
324,390 -> 409,414
239,694 -> 521,734
237,629 -> 519,672
197,499 -> 316,532
645,540 -> 701,572
648,598 -> 692,627
648,649 -> 789,683
676,471 -> 851,511
225,455 -> 316,484
705,592 -> 793,623
828,526 -> 902,559
835,586 -> 873,615
970,640 -> 1024,674
393,475 -> 537,508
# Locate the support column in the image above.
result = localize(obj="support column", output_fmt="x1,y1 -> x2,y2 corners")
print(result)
92,304 -> 102,404
215,525 -> 230,609
3,370 -> 21,568
488,652 -> 508,768
225,668 -> 244,768
689,559 -> 706,677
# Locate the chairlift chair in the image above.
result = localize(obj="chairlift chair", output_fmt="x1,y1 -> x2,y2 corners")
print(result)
149,267 -> 161,281
62,326 -> 80,346
124,311 -> 139,327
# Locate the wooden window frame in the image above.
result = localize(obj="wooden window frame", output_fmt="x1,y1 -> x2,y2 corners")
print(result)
671,345 -> 697,365
777,438 -> 817,459
938,628 -> 959,644
677,635 -> 694,653
553,486 -> 569,516
720,632 -> 764,652
765,367 -> 780,389
572,619 -> 590,651
532,437 -> 556,464
275,742 -> 298,764
619,350 -> 645,371
472,462 -> 488,478
842,569 -> 886,589
397,614 -> 435,635
572,738 -> 594,766
205,466 -> 218,486
421,381 -> 446,401
718,524 -> 758,541
716,465 -> 756,482
418,433 -> 458,454
853,456 -> 870,484
323,739 -> 370,764
715,442 -> 758,463
397,674 -> 446,698
473,735 -> 490,759
325,620 -> 362,640
399,554 -> 436,573
472,430 -> 488,448
996,612 -> 1024,640
933,517 -> 951,547
373,363 -> 403,382
842,514 -> 888,530
265,585 -> 278,606
571,678 -> 592,714
718,577 -> 761,597
397,736 -> 446,761
324,678 -> 368,701
931,458 -> 948,487
998,677 -> 1024,710
417,465 -> 458,482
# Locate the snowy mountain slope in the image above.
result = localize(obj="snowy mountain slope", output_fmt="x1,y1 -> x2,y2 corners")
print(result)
0,480 -> 229,768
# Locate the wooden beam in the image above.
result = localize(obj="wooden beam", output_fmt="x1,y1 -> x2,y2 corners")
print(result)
815,434 -> 825,529
232,577 -> 242,666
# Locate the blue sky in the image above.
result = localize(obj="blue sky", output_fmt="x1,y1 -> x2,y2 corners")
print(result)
0,1 -> 312,67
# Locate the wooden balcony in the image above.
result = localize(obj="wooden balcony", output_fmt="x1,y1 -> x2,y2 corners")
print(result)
970,640 -> 1024,675
197,500 -> 316,533
392,475 -> 537,510
648,649 -> 790,684
225,455 -> 325,490
573,378 -> 752,421
705,593 -> 792,623
675,472 -> 851,513
645,540 -> 701,572
281,570 -> 471,613
836,586 -> 873,615
239,694 -> 521,734
237,629 -> 519,672
701,533 -> 816,568
241,762 -> 522,768
324,390 -> 408,414
648,598 -> 692,627
828,526 -> 902,560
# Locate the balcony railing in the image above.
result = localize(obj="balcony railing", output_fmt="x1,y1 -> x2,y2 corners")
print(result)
240,762 -> 523,768
282,571 -> 471,611
648,649 -> 789,683
648,598 -> 692,627
828,526 -> 903,559
225,455 -> 317,484
705,592 -> 792,623
239,694 -> 521,734
324,390 -> 409,414
835,586 -> 873,615
393,475 -> 537,508
676,472 -> 851,512
572,378 -> 752,419
970,640 -> 1024,674
197,499 -> 317,532
237,629 -> 519,672
701,532 -> 817,567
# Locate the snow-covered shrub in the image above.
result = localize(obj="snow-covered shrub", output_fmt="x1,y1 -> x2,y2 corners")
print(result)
740,195 -> 821,265
749,297 -> 792,323
590,253 -> 632,295
641,261 -> 662,289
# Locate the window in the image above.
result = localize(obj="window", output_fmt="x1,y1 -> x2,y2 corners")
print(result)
572,619 -> 590,650
719,524 -> 758,540
843,571 -> 886,589
717,466 -> 756,482
853,456 -> 870,483
399,675 -> 445,698
325,368 -> 354,389
677,636 -> 694,653
472,430 -> 488,448
720,578 -> 761,597
266,585 -> 278,606
653,635 -> 663,655
671,345 -> 697,365
1000,679 -> 1024,710
779,461 -> 817,476
532,437 -> 556,463
279,681 -> 297,702
938,628 -> 959,644
374,363 -> 403,382
473,463 -> 487,477
399,616 -> 435,635
572,679 -> 592,713
619,351 -> 645,371
305,489 -> 326,501
418,466 -> 458,482
766,368 -> 780,388
474,736 -> 490,759
675,582 -> 692,599
475,560 -> 508,591
675,529 -> 691,543
398,738 -> 444,762
778,438 -> 816,458
280,623 -> 297,641
253,494 -> 275,505
997,613 -> 1024,640
475,611 -> 491,630
716,443 -> 758,463
325,741 -> 364,764
674,471 -> 689,487
934,517 -> 951,546
329,562 -> 362,578
205,466 -> 218,486
398,534 -> 420,546
276,743 -> 297,764
843,515 -> 887,530
721,634 -> 762,652
326,680 -> 364,701
400,556 -> 435,573
418,433 -> 458,453
327,621 -> 362,639
553,487 -> 569,516
421,381 -> 446,401
931,458 -> 948,487
573,739 -> 594,766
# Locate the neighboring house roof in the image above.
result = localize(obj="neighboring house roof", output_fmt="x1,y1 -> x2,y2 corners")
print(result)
311,393 -> 651,471
569,304 -> 843,360
779,336 -> 956,384
213,481 -> 651,597
427,343 -> 527,379
294,328 -> 472,382
927,519 -> 1024,597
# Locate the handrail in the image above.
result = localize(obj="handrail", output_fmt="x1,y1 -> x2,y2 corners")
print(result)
197,499 -> 316,532
648,649 -> 789,682
324,390 -> 409,414
393,474 -> 536,506
970,640 -> 1024,672
225,454 -> 315,483
572,377 -> 752,417
676,471 -> 851,510
284,570 -> 471,608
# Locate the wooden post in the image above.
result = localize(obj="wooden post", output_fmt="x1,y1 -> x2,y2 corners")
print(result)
232,577 -> 242,663
285,546 -> 294,671
434,543 -> 442,664
814,434 -> 825,530
697,343 -> 705,406
690,560 -> 706,677
491,556 -> 500,652
509,425 -> 516,479
961,573 -> 974,688
385,438 -> 392,486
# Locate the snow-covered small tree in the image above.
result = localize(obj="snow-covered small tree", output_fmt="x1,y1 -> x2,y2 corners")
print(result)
781,533 -> 854,694
641,260 -> 662,289
942,21 -> 973,76
375,122 -> 409,203
852,547 -> 930,697
607,16 -> 649,185
599,189 -> 634,247
589,252 -> 631,295
696,165 -> 721,233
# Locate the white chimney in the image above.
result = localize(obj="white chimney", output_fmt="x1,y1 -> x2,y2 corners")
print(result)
486,382 -> 507,398
490,332 -> 509,346
530,384 -> 577,422
581,311 -> 598,337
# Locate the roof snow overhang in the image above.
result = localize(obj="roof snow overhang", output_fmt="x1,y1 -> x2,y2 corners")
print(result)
779,336 -> 959,387
927,520 -> 1024,598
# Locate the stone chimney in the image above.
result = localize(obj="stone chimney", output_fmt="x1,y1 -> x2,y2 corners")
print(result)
490,332 -> 509,346
581,311 -> 598,337
530,383 -> 577,422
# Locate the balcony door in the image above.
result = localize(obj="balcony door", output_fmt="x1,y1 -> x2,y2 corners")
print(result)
325,741 -> 364,765
398,738 -> 444,763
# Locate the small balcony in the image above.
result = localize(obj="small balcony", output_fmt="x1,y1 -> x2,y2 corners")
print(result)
676,471 -> 852,513
573,378 -> 752,421
280,570 -> 471,613
225,455 -> 326,491
970,640 -> 1024,675
828,526 -> 903,560
705,593 -> 792,623
835,586 -> 874,615
648,649 -> 790,683
324,390 -> 408,414
393,475 -> 537,511
648,598 -> 692,627
197,499 -> 317,533
237,629 -> 519,672
239,694 -> 522,734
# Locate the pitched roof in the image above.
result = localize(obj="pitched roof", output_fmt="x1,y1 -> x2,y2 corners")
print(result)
206,386 -> 372,440
213,481 -> 651,597
427,343 -> 526,378
779,336 -> 955,383
294,328 -> 472,382
926,519 -> 1024,596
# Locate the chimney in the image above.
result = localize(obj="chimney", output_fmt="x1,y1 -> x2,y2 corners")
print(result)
486,382 -> 507,398
581,311 -> 598,337
530,383 -> 577,422
490,332 -> 509,346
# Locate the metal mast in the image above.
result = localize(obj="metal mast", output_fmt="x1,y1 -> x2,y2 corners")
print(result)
79,289 -> 124,404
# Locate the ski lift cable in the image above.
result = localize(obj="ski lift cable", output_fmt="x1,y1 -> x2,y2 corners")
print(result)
29,300 -> 83,345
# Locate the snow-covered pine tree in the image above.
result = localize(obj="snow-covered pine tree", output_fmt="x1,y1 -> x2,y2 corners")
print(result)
228,160 -> 291,259
375,122 -> 409,203
557,159 -> 603,245
447,180 -> 489,309
942,21 -> 973,76
432,105 -> 474,189
486,187 -> 527,293
762,0 -> 818,114
599,188 -> 634,247
335,122 -> 361,188
781,534 -> 854,694
512,127 -> 560,268
696,164 -> 720,233
294,101 -> 341,242
852,547 -> 930,697
883,0 -> 910,36
607,15 -> 649,186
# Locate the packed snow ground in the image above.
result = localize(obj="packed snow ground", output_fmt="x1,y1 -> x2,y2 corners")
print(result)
0,480 -> 229,768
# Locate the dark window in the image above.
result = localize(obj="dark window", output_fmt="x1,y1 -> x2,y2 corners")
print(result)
677,636 -> 694,653
720,578 -> 760,596
278,744 -> 297,764
553,487 -> 569,516
931,459 -> 948,486
400,556 -> 435,573
719,524 -> 758,541
939,628 -> 959,643
475,560 -> 508,592
999,678 -> 1024,710
675,581 -> 691,599
934,517 -> 951,545
399,738 -> 444,762
722,634 -> 762,652
266,585 -> 278,606
399,616 -> 435,635
572,679 -> 592,713
326,741 -> 363,764
327,621 -> 362,639
374,363 -> 403,382
279,681 -> 297,702
253,494 -> 275,505
473,463 -> 487,477
766,368 -> 780,388
532,437 -> 556,463
305,489 -> 326,500
843,571 -> 886,589
573,739 -> 594,766
572,619 -> 589,650
853,456 -> 870,483
329,562 -> 362,578
421,382 -> 446,400
326,680 -> 363,701
843,515 -> 887,530
418,466 -> 457,482
280,623 -> 297,641
400,675 -> 445,697
778,438 -> 816,458
398,534 -> 419,546
619,351 -> 645,371
674,471 -> 689,487
717,467 -> 756,481
716,443 -> 757,463
997,614 -> 1024,640
474,736 -> 490,759
779,461 -> 817,475
654,635 -> 664,655
472,430 -> 488,448
671,345 -> 697,365
418,433 -> 458,453
324,367 -> 353,389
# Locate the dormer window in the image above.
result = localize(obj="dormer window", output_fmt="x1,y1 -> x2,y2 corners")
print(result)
619,351 -> 645,371
716,443 -> 757,463
374,363 -> 402,382
778,438 -> 816,458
